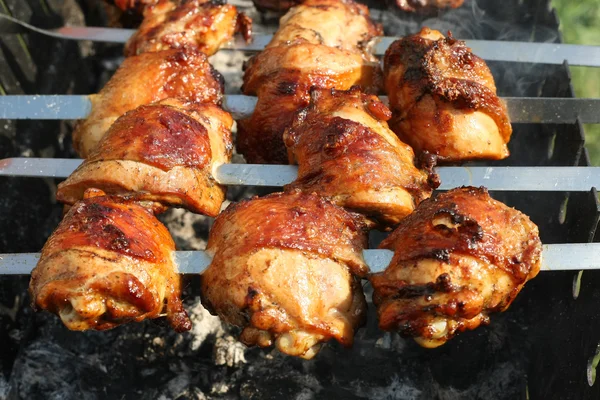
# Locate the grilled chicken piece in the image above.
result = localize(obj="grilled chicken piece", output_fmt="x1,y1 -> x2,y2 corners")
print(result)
73,48 -> 224,158
125,0 -> 252,57
284,87 -> 438,227
267,0 -> 380,52
30,188 -> 191,332
396,0 -> 464,12
113,0 -> 158,12
384,28 -> 512,162
201,191 -> 368,359
252,0 -> 302,12
370,187 -> 541,348
58,99 -> 232,216
238,0 -> 382,164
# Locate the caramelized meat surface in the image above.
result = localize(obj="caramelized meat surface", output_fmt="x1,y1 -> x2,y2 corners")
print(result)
267,0 -> 381,53
125,0 -> 252,56
201,191 -> 368,358
30,189 -> 191,332
396,0 -> 464,12
284,88 -> 437,227
58,99 -> 233,216
384,28 -> 511,162
112,0 -> 158,12
370,187 -> 541,348
238,0 -> 382,164
73,48 -> 223,157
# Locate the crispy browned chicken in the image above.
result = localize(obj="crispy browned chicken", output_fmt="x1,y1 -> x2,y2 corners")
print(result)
370,187 -> 541,348
284,87 -> 438,227
252,0 -> 303,12
73,48 -> 224,158
384,28 -> 512,162
30,188 -> 191,332
125,0 -> 252,57
113,0 -> 158,12
237,0 -> 382,164
396,0 -> 464,12
201,191 -> 368,359
58,99 -> 233,216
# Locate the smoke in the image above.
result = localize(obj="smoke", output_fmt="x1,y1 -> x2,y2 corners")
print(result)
375,0 -> 559,43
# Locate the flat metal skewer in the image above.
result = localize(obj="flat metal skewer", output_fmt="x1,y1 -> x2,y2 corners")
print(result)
0,95 -> 598,124
1,159 -> 599,192
0,14 -> 598,67
0,244 -> 594,275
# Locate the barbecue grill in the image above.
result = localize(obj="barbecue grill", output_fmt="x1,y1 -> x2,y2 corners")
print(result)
1,0 -> 599,398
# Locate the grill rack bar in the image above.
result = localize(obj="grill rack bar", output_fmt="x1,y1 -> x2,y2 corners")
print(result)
1,159 -> 599,192
0,95 -> 598,124
0,244 -> 595,275
0,12 -> 598,67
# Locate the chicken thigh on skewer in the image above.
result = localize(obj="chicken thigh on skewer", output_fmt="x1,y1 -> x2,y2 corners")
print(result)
370,187 -> 541,348
201,191 -> 368,359
395,0 -> 464,12
112,0 -> 159,12
73,48 -> 224,157
58,98 -> 233,216
266,0 -> 380,52
238,0 -> 382,164
30,188 -> 191,332
125,0 -> 252,57
284,87 -> 438,227
384,28 -> 512,162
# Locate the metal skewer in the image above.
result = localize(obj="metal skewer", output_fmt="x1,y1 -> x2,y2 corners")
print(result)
0,95 -> 598,124
0,13 -> 599,67
1,159 -> 599,192
0,244 -> 594,275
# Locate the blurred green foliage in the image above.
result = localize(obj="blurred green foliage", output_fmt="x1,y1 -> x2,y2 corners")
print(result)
552,0 -> 600,165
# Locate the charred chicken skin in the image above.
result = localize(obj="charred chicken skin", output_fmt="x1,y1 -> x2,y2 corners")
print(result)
113,0 -> 159,12
30,189 -> 191,332
58,98 -> 233,216
370,187 -> 541,348
125,0 -> 252,57
384,28 -> 512,162
201,191 -> 368,359
73,48 -> 224,158
284,87 -> 438,227
238,0 -> 382,164
396,0 -> 464,12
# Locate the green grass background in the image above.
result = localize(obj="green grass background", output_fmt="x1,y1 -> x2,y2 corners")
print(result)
553,0 -> 600,165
